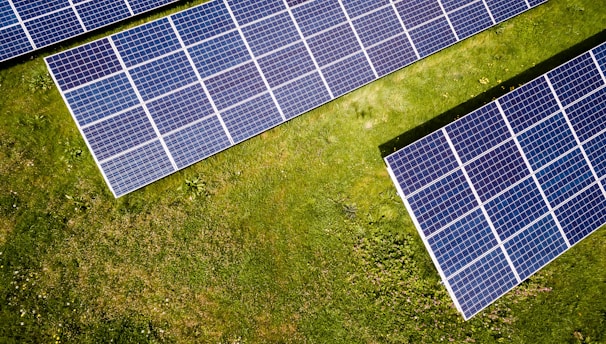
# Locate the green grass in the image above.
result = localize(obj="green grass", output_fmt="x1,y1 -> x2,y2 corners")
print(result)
0,0 -> 605,342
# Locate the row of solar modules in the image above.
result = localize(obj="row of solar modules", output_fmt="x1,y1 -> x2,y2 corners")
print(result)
46,0 -> 545,197
385,42 -> 606,319
0,0 -> 178,62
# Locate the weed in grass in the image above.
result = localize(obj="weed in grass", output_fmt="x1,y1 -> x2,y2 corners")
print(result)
180,176 -> 210,200
23,66 -> 54,93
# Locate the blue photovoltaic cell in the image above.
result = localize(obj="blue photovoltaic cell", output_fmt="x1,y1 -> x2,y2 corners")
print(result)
409,17 -> 457,58
46,0 -> 544,199
171,1 -> 235,46
352,7 -> 403,48
241,12 -> 299,56
220,93 -> 283,143
394,0 -> 443,29
448,1 -> 494,40
593,44 -> 606,73
527,0 -> 548,6
485,177 -> 548,241
441,0 -> 476,12
386,131 -> 458,196
286,0 -> 310,7
205,62 -> 267,110
101,140 -> 175,197
447,248 -> 518,319
547,53 -> 604,107
307,24 -> 360,66
536,149 -> 594,208
367,34 -> 417,77
566,87 -> 606,143
517,113 -> 577,171
485,0 -> 528,23
25,8 -> 83,48
129,0 -> 177,14
0,25 -> 33,62
408,170 -> 477,237
11,0 -> 69,21
273,72 -> 331,119
504,214 -> 567,281
112,18 -> 182,68
322,52 -> 375,97
65,73 -> 140,126
164,116 -> 231,169
583,131 -> 606,179
258,42 -> 316,88
385,43 -> 606,320
188,30 -> 251,79
129,51 -> 198,101
82,107 -> 157,161
146,84 -> 214,135
447,102 -> 511,164
342,0 -> 390,18
228,0 -> 285,26
466,140 -> 528,202
428,209 -> 497,277
46,38 -> 122,91
76,0 -> 130,31
499,77 -> 560,134
291,0 -> 346,36
0,0 -> 17,27
555,184 -> 606,245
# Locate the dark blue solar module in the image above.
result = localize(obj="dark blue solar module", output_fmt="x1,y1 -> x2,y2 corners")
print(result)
465,140 -> 528,202
258,42 -> 317,88
448,1 -> 494,40
164,115 -> 232,169
499,77 -> 560,134
409,17 -> 457,58
220,93 -> 283,144
428,208 -> 498,277
504,214 -> 567,281
407,170 -> 478,237
547,53 -> 604,107
76,0 -> 131,30
517,113 -> 577,171
0,0 -> 179,62
367,33 -> 418,77
0,1 -> 17,27
112,18 -> 182,68
146,84 -> 215,135
583,131 -> 606,179
0,24 -> 32,61
566,87 -> 606,143
446,102 -> 510,164
65,73 -> 140,126
45,0 -> 544,198
129,51 -> 198,102
386,42 -> 606,319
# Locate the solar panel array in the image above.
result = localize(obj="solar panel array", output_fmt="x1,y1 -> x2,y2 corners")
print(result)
0,0 -> 178,62
45,0 -> 545,197
385,41 -> 606,319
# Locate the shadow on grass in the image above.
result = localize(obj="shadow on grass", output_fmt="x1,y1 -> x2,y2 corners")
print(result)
379,28 -> 606,158
0,0 -> 195,70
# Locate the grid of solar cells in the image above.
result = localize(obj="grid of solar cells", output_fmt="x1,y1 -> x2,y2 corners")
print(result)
385,41 -> 606,320
45,0 -> 544,197
0,0 -> 178,62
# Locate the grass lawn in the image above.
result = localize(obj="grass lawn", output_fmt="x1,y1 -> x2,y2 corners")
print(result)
1,0 -> 605,342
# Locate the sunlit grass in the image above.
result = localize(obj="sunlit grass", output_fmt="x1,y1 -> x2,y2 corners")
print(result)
1,0 -> 605,342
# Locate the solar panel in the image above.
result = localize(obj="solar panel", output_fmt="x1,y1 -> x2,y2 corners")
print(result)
46,0 -> 545,197
385,41 -> 606,319
0,0 -> 178,63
